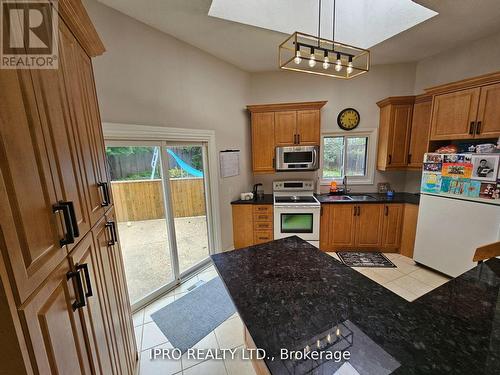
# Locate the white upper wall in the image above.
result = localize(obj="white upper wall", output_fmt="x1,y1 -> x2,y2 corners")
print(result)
84,0 -> 252,251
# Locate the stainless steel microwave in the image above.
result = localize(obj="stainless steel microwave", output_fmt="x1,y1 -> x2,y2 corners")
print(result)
275,146 -> 319,171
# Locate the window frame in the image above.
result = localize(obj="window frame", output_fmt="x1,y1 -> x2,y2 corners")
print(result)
320,129 -> 377,186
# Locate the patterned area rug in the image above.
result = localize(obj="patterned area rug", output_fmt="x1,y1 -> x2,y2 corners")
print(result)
337,252 -> 396,268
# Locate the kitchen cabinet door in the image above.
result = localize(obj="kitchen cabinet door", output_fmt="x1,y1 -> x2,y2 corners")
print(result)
92,217 -> 133,375
400,204 -> 419,258
251,113 -> 276,173
476,82 -> 500,139
59,23 -> 109,226
388,105 -> 413,167
0,69 -> 69,304
430,88 -> 480,140
381,204 -> 404,250
69,232 -> 116,375
355,205 -> 383,248
274,111 -> 297,145
18,259 -> 93,375
297,110 -> 320,145
408,98 -> 432,169
232,205 -> 254,248
328,204 -> 357,248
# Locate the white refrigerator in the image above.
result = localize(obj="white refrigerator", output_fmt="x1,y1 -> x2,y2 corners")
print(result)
413,153 -> 500,277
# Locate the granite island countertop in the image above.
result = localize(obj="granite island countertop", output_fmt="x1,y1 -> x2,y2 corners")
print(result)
211,237 -> 500,374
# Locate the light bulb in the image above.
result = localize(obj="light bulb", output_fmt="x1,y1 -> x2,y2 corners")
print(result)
294,50 -> 302,64
335,59 -> 342,72
308,54 -> 316,67
322,56 -> 330,70
347,61 -> 353,74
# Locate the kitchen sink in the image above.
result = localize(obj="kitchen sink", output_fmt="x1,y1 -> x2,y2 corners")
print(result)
348,195 -> 377,201
322,195 -> 353,201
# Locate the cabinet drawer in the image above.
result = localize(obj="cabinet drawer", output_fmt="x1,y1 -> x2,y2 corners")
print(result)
253,213 -> 273,222
253,231 -> 273,244
254,221 -> 273,230
253,205 -> 272,214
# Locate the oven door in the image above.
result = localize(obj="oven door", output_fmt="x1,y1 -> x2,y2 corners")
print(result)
273,205 -> 320,242
276,146 -> 319,171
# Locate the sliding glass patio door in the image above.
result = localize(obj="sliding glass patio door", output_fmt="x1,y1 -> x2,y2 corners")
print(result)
106,140 -> 213,309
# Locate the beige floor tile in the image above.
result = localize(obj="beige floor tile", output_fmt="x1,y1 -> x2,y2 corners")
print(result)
198,268 -> 218,282
182,331 -> 220,370
215,316 -> 244,349
398,255 -> 417,265
383,281 -> 418,302
142,322 -> 169,351
408,268 -> 450,288
383,253 -> 400,260
144,295 -> 175,324
183,359 -> 227,375
174,292 -> 188,300
370,268 -> 405,283
139,342 -> 182,375
362,270 -> 391,285
391,258 -> 420,274
224,347 -> 257,375
174,275 -> 201,294
135,326 -> 143,352
133,309 -> 145,327
392,275 -> 435,297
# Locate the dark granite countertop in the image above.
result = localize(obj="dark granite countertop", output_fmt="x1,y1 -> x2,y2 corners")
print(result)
231,194 -> 274,205
211,237 -> 500,375
316,192 -> 420,205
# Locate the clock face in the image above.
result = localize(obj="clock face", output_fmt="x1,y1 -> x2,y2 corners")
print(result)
337,108 -> 360,130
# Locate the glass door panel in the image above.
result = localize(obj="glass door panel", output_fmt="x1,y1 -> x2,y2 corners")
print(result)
106,145 -> 175,305
164,144 -> 211,274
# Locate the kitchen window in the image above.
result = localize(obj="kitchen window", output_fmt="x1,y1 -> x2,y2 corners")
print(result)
320,131 -> 376,185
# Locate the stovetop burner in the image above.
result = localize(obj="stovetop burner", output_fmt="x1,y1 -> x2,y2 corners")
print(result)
274,196 -> 318,204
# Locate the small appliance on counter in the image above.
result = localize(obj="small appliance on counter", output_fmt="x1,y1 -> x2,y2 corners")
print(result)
414,152 -> 500,277
240,192 -> 254,201
252,183 -> 264,201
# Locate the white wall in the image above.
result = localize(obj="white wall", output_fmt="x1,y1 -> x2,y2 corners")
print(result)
249,64 -> 417,193
84,0 -> 252,251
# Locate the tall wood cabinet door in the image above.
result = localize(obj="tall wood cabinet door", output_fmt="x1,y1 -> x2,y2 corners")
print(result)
92,218 -> 134,375
251,112 -> 275,173
18,259 -> 92,375
319,205 -> 331,251
274,111 -> 297,145
59,24 -> 108,226
0,69 -> 69,304
297,110 -> 320,145
430,88 -> 480,140
105,207 -> 137,371
355,205 -> 383,248
476,83 -> 500,139
381,204 -> 403,249
408,99 -> 431,169
388,105 -> 412,167
328,204 -> 356,248
68,232 -> 116,375
232,205 -> 254,248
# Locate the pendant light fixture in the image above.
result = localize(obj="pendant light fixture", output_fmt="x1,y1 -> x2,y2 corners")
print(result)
279,0 -> 370,79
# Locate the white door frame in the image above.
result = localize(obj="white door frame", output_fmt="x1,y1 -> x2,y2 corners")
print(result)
103,122 -> 222,311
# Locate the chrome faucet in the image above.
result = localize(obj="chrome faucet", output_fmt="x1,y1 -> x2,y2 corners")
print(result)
343,176 -> 351,193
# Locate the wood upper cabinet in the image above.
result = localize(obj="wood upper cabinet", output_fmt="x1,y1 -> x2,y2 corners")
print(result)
297,110 -> 321,145
381,204 -> 404,249
251,112 -> 275,173
430,88 -> 480,140
274,111 -> 297,145
247,102 -> 326,173
376,97 -> 414,170
18,259 -> 93,375
356,205 -> 384,247
476,82 -> 500,138
407,96 -> 432,169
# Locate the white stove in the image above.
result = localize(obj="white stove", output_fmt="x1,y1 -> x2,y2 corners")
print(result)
273,180 -> 320,248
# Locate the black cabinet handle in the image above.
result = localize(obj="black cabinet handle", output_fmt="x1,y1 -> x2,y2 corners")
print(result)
469,121 -> 475,135
105,221 -> 117,246
67,270 -> 86,310
476,121 -> 481,135
407,154 -> 412,164
388,155 -> 392,165
62,201 -> 79,238
385,206 -> 389,216
76,263 -> 93,298
357,206 -> 361,216
272,157 -> 276,169
297,134 -> 300,144
98,182 -> 110,207
353,206 -> 356,216
52,202 -> 74,247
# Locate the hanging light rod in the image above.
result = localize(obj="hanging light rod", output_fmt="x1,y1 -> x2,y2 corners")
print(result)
278,0 -> 370,79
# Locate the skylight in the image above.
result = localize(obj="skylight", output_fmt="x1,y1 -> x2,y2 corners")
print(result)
208,0 -> 437,49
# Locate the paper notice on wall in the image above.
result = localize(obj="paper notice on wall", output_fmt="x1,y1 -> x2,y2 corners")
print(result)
219,150 -> 240,178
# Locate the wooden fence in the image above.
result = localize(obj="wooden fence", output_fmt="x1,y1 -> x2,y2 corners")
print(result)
111,178 -> 206,222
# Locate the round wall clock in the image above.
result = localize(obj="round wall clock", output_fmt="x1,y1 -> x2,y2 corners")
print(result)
337,108 -> 360,131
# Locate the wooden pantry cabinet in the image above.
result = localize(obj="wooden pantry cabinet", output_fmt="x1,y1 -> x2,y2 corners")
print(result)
232,204 -> 274,248
247,101 -> 327,174
0,1 -> 136,374
320,203 -> 404,251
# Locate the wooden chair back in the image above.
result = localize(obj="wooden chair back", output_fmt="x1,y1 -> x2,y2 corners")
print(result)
473,241 -> 500,263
